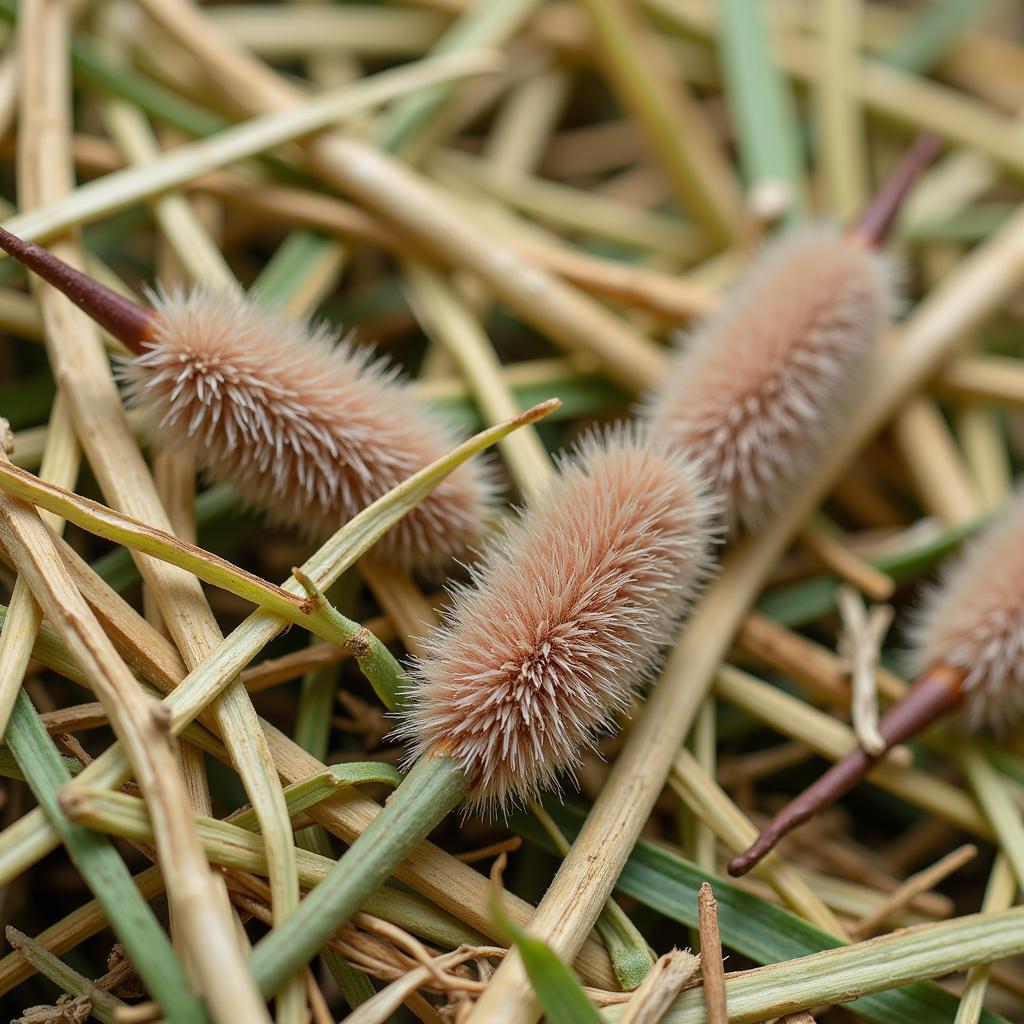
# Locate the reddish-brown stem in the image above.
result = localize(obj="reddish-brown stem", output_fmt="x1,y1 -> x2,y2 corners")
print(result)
0,226 -> 155,353
848,132 -> 943,250
727,663 -> 965,877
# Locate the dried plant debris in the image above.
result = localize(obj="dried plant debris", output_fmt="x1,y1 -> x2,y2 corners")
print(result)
1,1 -> 1024,1022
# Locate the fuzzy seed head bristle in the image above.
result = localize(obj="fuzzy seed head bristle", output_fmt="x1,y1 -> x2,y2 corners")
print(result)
908,492 -> 1024,732
118,286 -> 496,570
398,426 -> 719,814
643,227 -> 896,530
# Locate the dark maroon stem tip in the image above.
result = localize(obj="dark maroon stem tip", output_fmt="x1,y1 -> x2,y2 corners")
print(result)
849,132 -> 944,250
0,226 -> 155,354
727,664 -> 965,877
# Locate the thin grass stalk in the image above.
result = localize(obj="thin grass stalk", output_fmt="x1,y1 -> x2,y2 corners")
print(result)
205,4 -> 443,59
937,354 -> 1024,409
465,187 -> 1024,1024
482,57 -> 569,182
891,397 -> 984,525
955,855 -> 1018,1024
0,49 -> 501,246
959,746 -> 1024,891
376,0 -> 540,154
0,865 -> 165,995
252,230 -> 351,317
576,0 -> 740,245
717,0 -> 807,216
799,516 -> 895,602
0,53 -> 15,140
956,406 -> 1011,513
688,699 -> 716,875
850,844 -> 978,939
815,0 -> 868,222
130,0 -> 669,392
5,928 -> 127,1024
0,394 -> 76,739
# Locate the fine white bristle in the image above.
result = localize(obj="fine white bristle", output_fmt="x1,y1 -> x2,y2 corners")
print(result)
398,426 -> 719,813
118,286 -> 496,570
909,491 -> 1024,731
643,226 -> 896,530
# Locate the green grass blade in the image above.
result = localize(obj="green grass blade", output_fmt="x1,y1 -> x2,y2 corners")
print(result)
251,231 -> 343,307
882,0 -> 1005,74
717,0 -> 807,217
226,762 -> 401,832
89,484 -> 256,593
5,690 -> 209,1023
758,517 -> 986,627
490,876 -> 604,1024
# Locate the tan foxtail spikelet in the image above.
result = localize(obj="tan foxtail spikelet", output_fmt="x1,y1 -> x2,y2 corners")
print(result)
643,226 -> 896,530
398,426 -> 719,813
118,286 -> 495,570
909,490 -> 1024,732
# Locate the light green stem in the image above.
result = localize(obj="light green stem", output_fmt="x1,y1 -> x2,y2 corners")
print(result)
5,929 -> 127,1024
248,751 -> 470,998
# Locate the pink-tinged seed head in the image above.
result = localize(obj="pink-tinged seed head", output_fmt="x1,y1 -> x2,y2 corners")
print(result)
398,426 -> 720,813
908,492 -> 1024,732
643,226 -> 897,531
118,286 -> 496,570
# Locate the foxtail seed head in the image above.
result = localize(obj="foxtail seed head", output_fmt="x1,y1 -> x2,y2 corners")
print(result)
643,226 -> 896,531
398,426 -> 719,813
119,286 -> 496,570
908,492 -> 1024,732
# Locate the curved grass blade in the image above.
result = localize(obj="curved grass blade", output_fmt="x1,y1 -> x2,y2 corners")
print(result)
490,858 -> 604,1024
